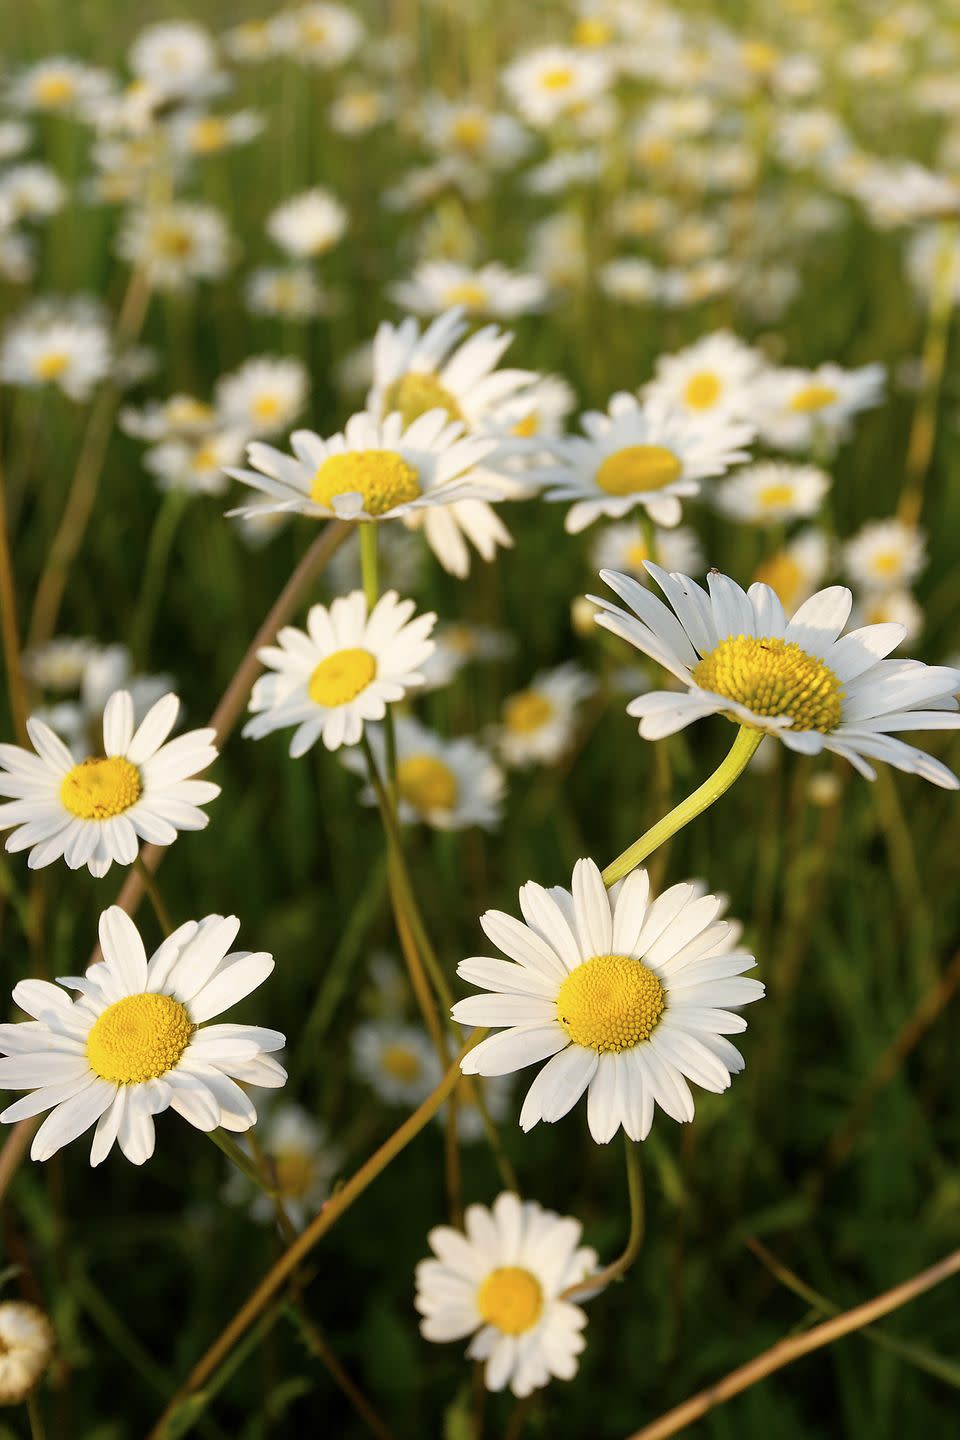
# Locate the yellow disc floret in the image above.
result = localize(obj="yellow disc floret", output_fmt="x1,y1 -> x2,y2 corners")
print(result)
758,482 -> 797,510
252,392 -> 282,422
381,1044 -> 422,1083
397,754 -> 458,814
789,383 -> 838,413
383,371 -> 463,427
86,993 -> 194,1084
693,634 -> 843,731
477,1267 -> 544,1335
308,647 -> 376,707
444,282 -> 489,311
683,372 -> 721,410
754,554 -> 804,610
34,352 -> 69,382
60,757 -> 142,820
595,444 -> 682,496
310,451 -> 421,516
557,953 -> 665,1053
274,1149 -> 316,1200
503,690 -> 554,735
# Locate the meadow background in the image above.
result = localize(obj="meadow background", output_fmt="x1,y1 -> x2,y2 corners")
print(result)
1,1 -> 959,1437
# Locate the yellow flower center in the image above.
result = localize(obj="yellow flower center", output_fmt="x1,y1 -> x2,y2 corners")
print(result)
273,1149 -> 316,1200
154,224 -> 195,258
60,757 -> 142,820
444,282 -> 489,311
511,413 -> 539,438
310,451 -> 421,516
397,754 -> 458,814
682,371 -> 721,410
742,41 -> 779,75
451,113 -> 489,150
758,482 -> 797,510
35,73 -> 76,106
307,647 -> 376,707
692,634 -> 843,731
626,540 -> 650,569
754,553 -> 804,609
381,1044 -> 422,1083
557,953 -> 665,1053
595,445 -> 682,496
573,17 -> 612,46
789,383 -> 838,413
192,443 -> 219,472
168,397 -> 215,428
251,392 -> 282,422
869,550 -> 902,578
503,690 -> 554,734
303,18 -> 328,42
34,352 -> 69,381
383,371 -> 462,427
541,66 -> 574,90
86,993 -> 194,1084
191,117 -> 229,153
477,1266 -> 543,1335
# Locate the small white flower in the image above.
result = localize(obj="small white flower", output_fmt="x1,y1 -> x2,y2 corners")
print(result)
117,203 -> 232,291
282,3 -> 364,67
751,362 -> 886,453
10,58 -> 112,116
344,716 -> 505,831
128,22 -> 225,103
389,261 -> 548,320
266,188 -> 348,259
843,518 -> 926,592
713,461 -> 831,525
0,303 -> 111,401
502,45 -> 612,129
591,521 -> 703,581
143,430 -> 246,496
752,529 -> 831,612
215,355 -> 309,438
496,664 -> 596,769
244,266 -> 330,320
0,907 -> 285,1164
226,1103 -> 338,1231
644,331 -> 765,420
352,1020 -> 440,1106
0,1301 -> 54,1403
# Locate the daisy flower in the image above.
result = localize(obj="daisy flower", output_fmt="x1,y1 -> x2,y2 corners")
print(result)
22,637 -> 97,693
713,461 -> 831,525
352,1020 -> 440,1106
10,58 -> 111,115
283,3 -> 364,67
226,1103 -> 339,1231
0,1302 -> 54,1404
0,303 -> 111,402
222,18 -> 289,64
344,716 -> 505,830
143,430 -> 246,497
266,188 -> 348,259
0,690 -> 220,876
420,98 -> 531,169
842,518 -> 926,592
389,261 -> 548,320
644,331 -> 764,420
244,266 -> 329,321
496,664 -> 596,769
591,521 -> 703,580
753,529 -> 831,612
0,907 -> 285,1164
243,590 -> 436,755
420,622 -> 515,691
850,589 -> 923,646
120,393 -> 218,442
170,109 -> 264,159
454,859 -> 763,1143
0,163 -> 67,222
416,1192 -> 597,1397
751,362 -> 886,453
502,45 -> 611,129
536,393 -> 753,532
592,564 -> 960,787
598,257 -> 663,305
117,203 -> 232,291
128,22 -> 225,104
214,355 -> 309,438
329,87 -> 391,136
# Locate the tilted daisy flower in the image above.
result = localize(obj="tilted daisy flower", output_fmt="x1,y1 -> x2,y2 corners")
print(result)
0,690 -> 220,876
243,590 -> 436,755
415,1191 -> 597,1397
591,564 -> 960,787
751,362 -> 886,453
266,187 -> 348,259
343,716 -> 505,830
214,355 -> 309,438
0,906 -> 285,1164
842,518 -> 926,593
496,664 -> 596,769
120,393 -> 218,442
453,859 -> 763,1144
0,1301 -> 54,1404
713,461 -> 831,525
536,393 -> 753,532
389,261 -> 548,321
644,331 -> 764,420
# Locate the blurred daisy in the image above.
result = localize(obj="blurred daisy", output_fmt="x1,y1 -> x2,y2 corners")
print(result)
0,1302 -> 54,1404
537,393 -> 753,532
128,22 -> 225,103
390,261 -> 548,320
23,638 -> 97,694
345,717 -> 505,830
598,257 -> 662,305
227,1103 -> 338,1231
592,564 -> 960,787
266,188 -> 347,259
416,1191 -> 596,1396
0,691 -> 219,876
30,643 -> 173,756
10,58 -> 111,115
0,304 -> 111,401
420,623 -> 515,691
144,431 -> 246,496
215,356 -> 309,439
245,266 -> 329,320
843,519 -> 926,592
0,163 -> 66,222
117,203 -> 232,290
0,907 -> 285,1164
644,331 -> 764,420
714,461 -> 831,525
497,665 -> 596,769
752,363 -> 886,453
170,109 -> 264,158
121,393 -> 218,442
444,1071 -> 513,1144
753,529 -> 831,612
851,589 -> 923,646
352,1021 -> 440,1106
222,18 -> 289,64
591,521 -> 703,580
330,87 -> 392,136
0,122 -> 31,161
243,590 -> 436,755
420,99 -> 531,169
285,2 -> 364,67
454,859 -> 763,1143
502,45 -> 611,129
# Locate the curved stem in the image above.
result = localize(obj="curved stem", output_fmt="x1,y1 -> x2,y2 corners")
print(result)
899,218 -> 958,528
206,1128 -> 275,1194
602,726 -> 763,887
564,1137 -> 643,1300
625,1248 -> 960,1440
148,1033 -> 484,1439
134,854 -> 173,937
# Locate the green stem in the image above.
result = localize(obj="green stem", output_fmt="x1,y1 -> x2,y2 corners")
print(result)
564,1137 -> 644,1299
134,853 -> 174,936
900,217 -> 958,528
131,488 -> 188,669
602,726 -> 763,887
359,521 -> 379,610
26,1393 -> 46,1440
206,1129 -> 276,1194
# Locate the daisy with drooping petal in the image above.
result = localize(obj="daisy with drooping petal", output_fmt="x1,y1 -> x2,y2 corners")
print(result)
0,690 -> 220,876
344,716 -> 505,831
214,355 -> 309,438
416,1191 -> 596,1397
591,564 -> 960,787
713,461 -> 831,525
0,907 -> 285,1165
751,362 -> 886,453
644,331 -> 764,420
496,664 -> 597,769
453,859 -> 763,1143
842,518 -> 926,593
243,590 -> 436,755
535,393 -> 753,532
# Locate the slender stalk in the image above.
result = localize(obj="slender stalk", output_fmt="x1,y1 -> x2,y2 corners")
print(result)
625,1249 -> 960,1440
359,521 -> 379,609
0,442 -> 29,744
602,726 -> 763,887
134,854 -> 174,937
206,1129 -> 275,1193
285,1305 -> 396,1440
564,1138 -> 643,1300
899,218 -> 958,528
148,1035 -> 484,1439
26,1393 -> 46,1440
130,488 -> 189,668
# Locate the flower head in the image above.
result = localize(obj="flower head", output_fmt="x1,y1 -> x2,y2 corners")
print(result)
0,1301 -> 54,1403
